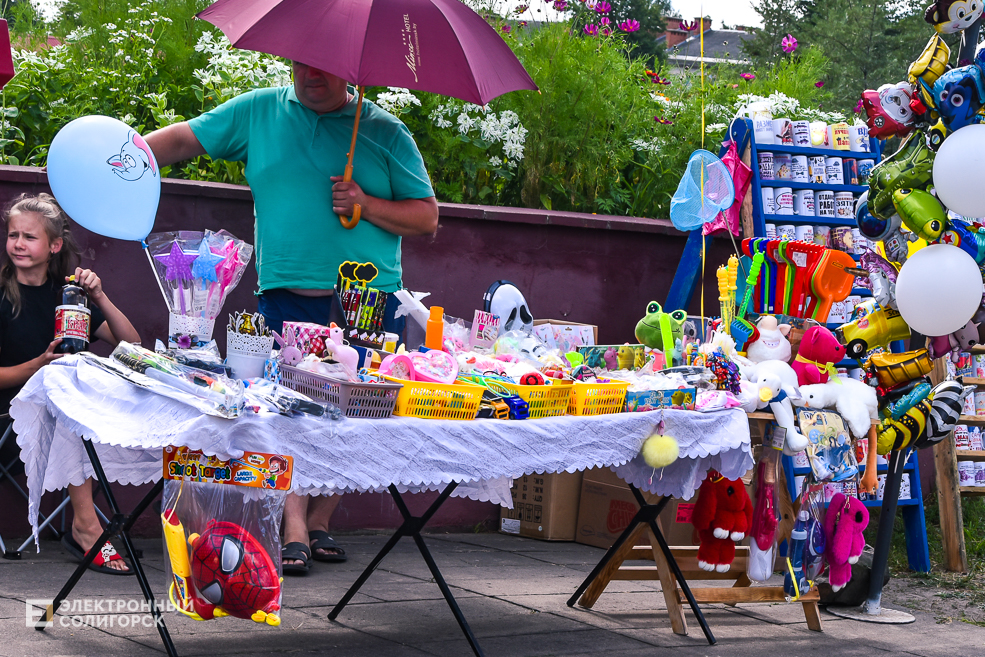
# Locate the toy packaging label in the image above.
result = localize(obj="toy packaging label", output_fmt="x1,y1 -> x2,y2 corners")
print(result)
163,447 -> 294,491
624,387 -> 696,412
578,344 -> 660,370
282,321 -> 332,356
470,310 -> 500,348
675,502 -> 694,523
533,324 -> 558,349
795,408 -> 859,483
552,324 -> 595,352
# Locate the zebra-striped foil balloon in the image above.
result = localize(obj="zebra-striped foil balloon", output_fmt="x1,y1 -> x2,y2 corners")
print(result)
923,382 -> 975,446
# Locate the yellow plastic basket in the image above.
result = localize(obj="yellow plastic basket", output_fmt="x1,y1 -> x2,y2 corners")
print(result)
384,377 -> 484,420
567,380 -> 631,416
495,380 -> 573,419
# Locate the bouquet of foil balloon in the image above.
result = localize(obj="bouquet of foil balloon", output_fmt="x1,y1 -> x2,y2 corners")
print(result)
145,230 -> 253,348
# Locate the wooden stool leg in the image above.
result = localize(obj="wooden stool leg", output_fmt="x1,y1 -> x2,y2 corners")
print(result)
802,600 -> 823,631
647,526 -> 688,636
578,524 -> 647,609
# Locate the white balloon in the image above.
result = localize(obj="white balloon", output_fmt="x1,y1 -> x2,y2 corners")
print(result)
896,244 -> 983,336
933,124 -> 985,219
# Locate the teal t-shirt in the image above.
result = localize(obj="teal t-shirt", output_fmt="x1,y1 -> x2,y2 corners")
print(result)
188,86 -> 434,293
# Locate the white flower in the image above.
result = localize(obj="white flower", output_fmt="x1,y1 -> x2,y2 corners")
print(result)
374,87 -> 421,115
457,112 -> 476,134
631,138 -> 660,153
489,156 -> 503,167
705,123 -> 727,134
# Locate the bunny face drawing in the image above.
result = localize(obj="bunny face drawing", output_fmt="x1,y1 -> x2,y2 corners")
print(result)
107,132 -> 157,181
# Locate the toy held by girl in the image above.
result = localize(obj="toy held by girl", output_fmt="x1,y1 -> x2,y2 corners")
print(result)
0,193 -> 141,574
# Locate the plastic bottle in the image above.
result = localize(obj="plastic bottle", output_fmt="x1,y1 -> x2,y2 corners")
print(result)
55,275 -> 91,354
425,306 -> 444,350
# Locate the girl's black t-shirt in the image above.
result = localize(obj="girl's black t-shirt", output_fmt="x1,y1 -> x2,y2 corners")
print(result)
0,277 -> 105,414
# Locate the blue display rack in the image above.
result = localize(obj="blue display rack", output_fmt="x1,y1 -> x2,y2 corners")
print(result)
666,116 -> 931,572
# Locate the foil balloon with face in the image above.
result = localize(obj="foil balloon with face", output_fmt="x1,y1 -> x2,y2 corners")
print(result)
933,66 -> 985,131
925,0 -> 984,34
891,188 -> 948,241
862,83 -> 918,139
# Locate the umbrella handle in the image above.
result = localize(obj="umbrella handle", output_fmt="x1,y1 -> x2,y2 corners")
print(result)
339,86 -> 365,230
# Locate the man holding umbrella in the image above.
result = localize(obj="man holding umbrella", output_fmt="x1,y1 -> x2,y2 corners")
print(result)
145,61 -> 438,574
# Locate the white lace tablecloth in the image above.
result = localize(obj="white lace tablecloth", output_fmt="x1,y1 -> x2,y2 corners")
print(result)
12,356 -> 753,540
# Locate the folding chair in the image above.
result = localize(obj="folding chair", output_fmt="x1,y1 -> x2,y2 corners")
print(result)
0,415 -> 108,559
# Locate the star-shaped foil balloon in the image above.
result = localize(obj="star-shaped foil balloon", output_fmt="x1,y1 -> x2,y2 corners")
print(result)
154,241 -> 198,282
191,239 -> 224,284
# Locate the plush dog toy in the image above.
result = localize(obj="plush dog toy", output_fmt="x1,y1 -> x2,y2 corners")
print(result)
823,493 -> 869,592
692,471 -> 753,573
792,326 -> 846,387
796,378 -> 879,440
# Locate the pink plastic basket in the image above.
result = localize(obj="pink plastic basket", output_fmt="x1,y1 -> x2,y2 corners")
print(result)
279,365 -> 402,419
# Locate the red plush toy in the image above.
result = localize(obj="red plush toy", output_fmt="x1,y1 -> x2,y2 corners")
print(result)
692,471 -> 753,573
791,326 -> 846,386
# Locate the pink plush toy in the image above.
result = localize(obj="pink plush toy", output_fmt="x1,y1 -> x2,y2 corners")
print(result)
823,493 -> 869,592
792,326 -> 846,386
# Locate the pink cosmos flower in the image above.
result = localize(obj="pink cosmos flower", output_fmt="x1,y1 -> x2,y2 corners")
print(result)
599,16 -> 610,26
553,0 -> 567,9
501,24 -> 511,33
584,23 -> 599,36
781,34 -> 797,53
679,20 -> 696,31
815,80 -> 825,88
854,98 -> 864,113
619,19 -> 640,32
595,1 -> 611,13
601,26 -> 611,35
739,72 -> 755,81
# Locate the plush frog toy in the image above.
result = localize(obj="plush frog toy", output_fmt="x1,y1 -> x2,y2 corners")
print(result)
634,301 -> 687,352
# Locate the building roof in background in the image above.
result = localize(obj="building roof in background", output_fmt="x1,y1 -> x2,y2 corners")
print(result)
658,17 -> 754,69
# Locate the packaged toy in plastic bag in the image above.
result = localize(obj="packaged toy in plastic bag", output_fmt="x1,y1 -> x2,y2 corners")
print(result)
161,447 -> 292,625
796,408 -> 859,483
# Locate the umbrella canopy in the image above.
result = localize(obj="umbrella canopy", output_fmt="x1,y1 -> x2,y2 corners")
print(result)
198,0 -> 538,105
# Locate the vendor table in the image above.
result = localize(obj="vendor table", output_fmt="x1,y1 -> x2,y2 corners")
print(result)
13,356 -> 752,656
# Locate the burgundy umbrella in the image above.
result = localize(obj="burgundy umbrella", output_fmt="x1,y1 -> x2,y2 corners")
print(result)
198,0 -> 538,228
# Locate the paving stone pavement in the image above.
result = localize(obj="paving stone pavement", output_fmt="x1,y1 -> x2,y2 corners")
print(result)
0,533 -> 982,657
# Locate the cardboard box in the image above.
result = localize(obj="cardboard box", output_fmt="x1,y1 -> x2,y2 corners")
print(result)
574,467 -> 698,549
533,319 -> 599,347
500,471 -> 583,541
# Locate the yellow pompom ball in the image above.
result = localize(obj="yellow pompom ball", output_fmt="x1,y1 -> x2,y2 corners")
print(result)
641,433 -> 679,469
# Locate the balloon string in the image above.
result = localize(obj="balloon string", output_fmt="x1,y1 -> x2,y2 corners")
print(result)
143,241 -> 173,314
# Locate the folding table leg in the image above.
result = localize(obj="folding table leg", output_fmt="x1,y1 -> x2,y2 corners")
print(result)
36,439 -> 177,657
630,486 -> 716,646
328,482 -> 485,657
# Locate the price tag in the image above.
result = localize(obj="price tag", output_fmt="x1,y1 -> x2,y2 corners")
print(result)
771,426 -> 787,450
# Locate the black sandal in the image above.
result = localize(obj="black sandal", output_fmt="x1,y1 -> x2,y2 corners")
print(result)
281,542 -> 311,575
308,530 -> 347,563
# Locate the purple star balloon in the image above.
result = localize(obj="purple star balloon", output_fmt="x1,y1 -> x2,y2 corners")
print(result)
154,241 -> 198,282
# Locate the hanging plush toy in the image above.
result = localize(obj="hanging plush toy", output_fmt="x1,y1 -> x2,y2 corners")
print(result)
861,83 -> 918,139
791,326 -> 846,387
634,301 -> 687,352
692,471 -> 753,573
924,0 -> 984,34
641,429 -> 679,469
188,520 -> 282,625
744,316 -> 792,363
796,378 -> 879,440
823,493 -> 869,592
